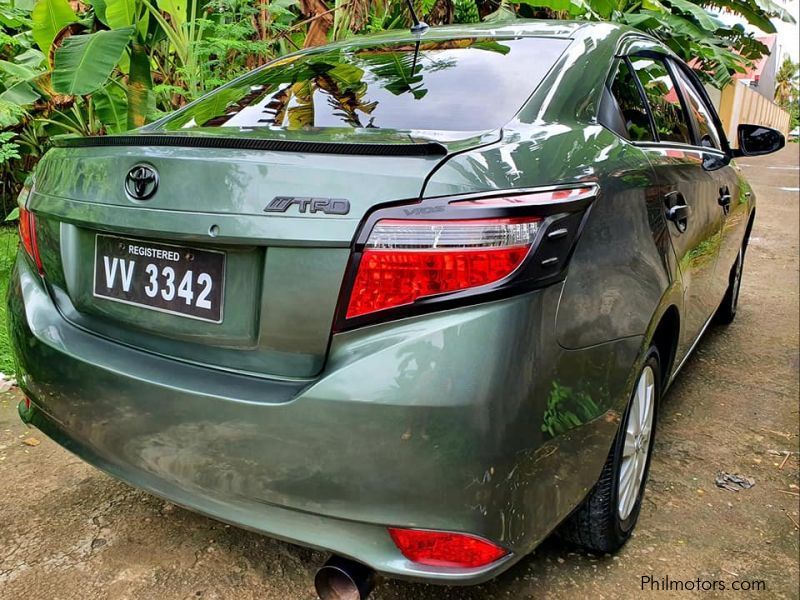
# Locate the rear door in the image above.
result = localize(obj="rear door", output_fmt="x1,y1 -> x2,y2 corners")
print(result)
623,51 -> 725,360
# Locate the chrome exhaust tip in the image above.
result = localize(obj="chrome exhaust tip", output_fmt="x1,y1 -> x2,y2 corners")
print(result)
314,556 -> 376,600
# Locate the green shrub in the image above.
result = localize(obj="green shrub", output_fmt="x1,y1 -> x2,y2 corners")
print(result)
0,227 -> 18,375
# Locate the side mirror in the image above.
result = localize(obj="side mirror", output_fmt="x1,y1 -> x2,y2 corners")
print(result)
732,124 -> 785,157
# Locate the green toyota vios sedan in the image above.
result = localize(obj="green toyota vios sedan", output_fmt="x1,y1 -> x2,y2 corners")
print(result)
8,19 -> 784,599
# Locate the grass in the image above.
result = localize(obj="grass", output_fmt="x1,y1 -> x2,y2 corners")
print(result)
0,226 -> 18,375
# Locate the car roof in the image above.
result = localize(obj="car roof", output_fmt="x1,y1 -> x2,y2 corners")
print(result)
320,19 -> 636,50
387,20 -> 587,39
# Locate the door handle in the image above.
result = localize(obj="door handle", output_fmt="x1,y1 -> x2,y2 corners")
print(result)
664,191 -> 689,233
718,187 -> 732,215
666,204 -> 690,232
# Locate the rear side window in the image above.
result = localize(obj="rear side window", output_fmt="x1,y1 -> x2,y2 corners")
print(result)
671,64 -> 722,149
609,60 -> 655,142
629,57 -> 692,145
157,37 -> 570,133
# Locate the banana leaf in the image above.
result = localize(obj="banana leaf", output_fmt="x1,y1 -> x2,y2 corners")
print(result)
52,27 -> 134,95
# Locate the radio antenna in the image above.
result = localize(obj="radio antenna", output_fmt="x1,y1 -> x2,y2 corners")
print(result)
404,0 -> 429,34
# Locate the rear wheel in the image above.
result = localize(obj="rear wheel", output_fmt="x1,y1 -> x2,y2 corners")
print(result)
558,348 -> 660,553
714,246 -> 744,325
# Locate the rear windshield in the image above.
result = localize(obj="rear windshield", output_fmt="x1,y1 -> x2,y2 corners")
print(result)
157,37 -> 570,133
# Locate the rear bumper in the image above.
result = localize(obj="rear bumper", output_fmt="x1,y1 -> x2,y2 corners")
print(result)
8,252 -> 642,584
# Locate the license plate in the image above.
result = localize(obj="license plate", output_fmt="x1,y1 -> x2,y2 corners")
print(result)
93,234 -> 225,323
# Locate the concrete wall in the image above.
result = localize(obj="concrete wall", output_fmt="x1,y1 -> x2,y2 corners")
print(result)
714,80 -> 791,147
752,48 -> 778,102
705,85 -> 722,110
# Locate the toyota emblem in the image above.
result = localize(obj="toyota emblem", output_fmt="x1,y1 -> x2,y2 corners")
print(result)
125,164 -> 159,200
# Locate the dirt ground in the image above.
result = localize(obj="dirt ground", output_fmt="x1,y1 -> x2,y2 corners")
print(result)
1,146 -> 798,600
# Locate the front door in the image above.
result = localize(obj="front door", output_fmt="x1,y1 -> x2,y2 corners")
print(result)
669,61 -> 751,296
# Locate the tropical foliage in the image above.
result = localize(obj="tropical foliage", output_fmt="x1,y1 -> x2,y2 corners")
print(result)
0,0 -> 795,215
775,56 -> 799,103
774,56 -> 799,131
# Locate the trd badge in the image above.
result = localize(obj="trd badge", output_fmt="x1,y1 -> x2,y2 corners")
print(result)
264,196 -> 350,215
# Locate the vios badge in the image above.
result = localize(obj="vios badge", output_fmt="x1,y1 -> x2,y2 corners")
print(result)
125,164 -> 159,200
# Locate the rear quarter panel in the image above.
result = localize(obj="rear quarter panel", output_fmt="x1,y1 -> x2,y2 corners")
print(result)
423,125 -> 676,349
418,123 -> 680,549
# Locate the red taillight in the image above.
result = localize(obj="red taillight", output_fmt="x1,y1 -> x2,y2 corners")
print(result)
18,206 -> 43,273
340,185 -> 598,324
388,528 -> 508,568
345,217 -> 540,318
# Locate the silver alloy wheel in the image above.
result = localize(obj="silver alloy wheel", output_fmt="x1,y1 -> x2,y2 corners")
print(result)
618,365 -> 655,521
730,249 -> 743,312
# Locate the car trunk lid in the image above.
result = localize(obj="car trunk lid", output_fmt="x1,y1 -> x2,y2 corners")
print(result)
29,128 -> 500,379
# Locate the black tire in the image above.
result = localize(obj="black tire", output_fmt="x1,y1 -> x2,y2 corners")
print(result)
714,246 -> 744,325
558,347 -> 661,553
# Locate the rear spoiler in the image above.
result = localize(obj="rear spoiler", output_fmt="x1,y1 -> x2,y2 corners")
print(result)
52,134 -> 449,157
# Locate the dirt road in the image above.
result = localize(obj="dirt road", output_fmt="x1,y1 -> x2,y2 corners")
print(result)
1,146 -> 798,600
